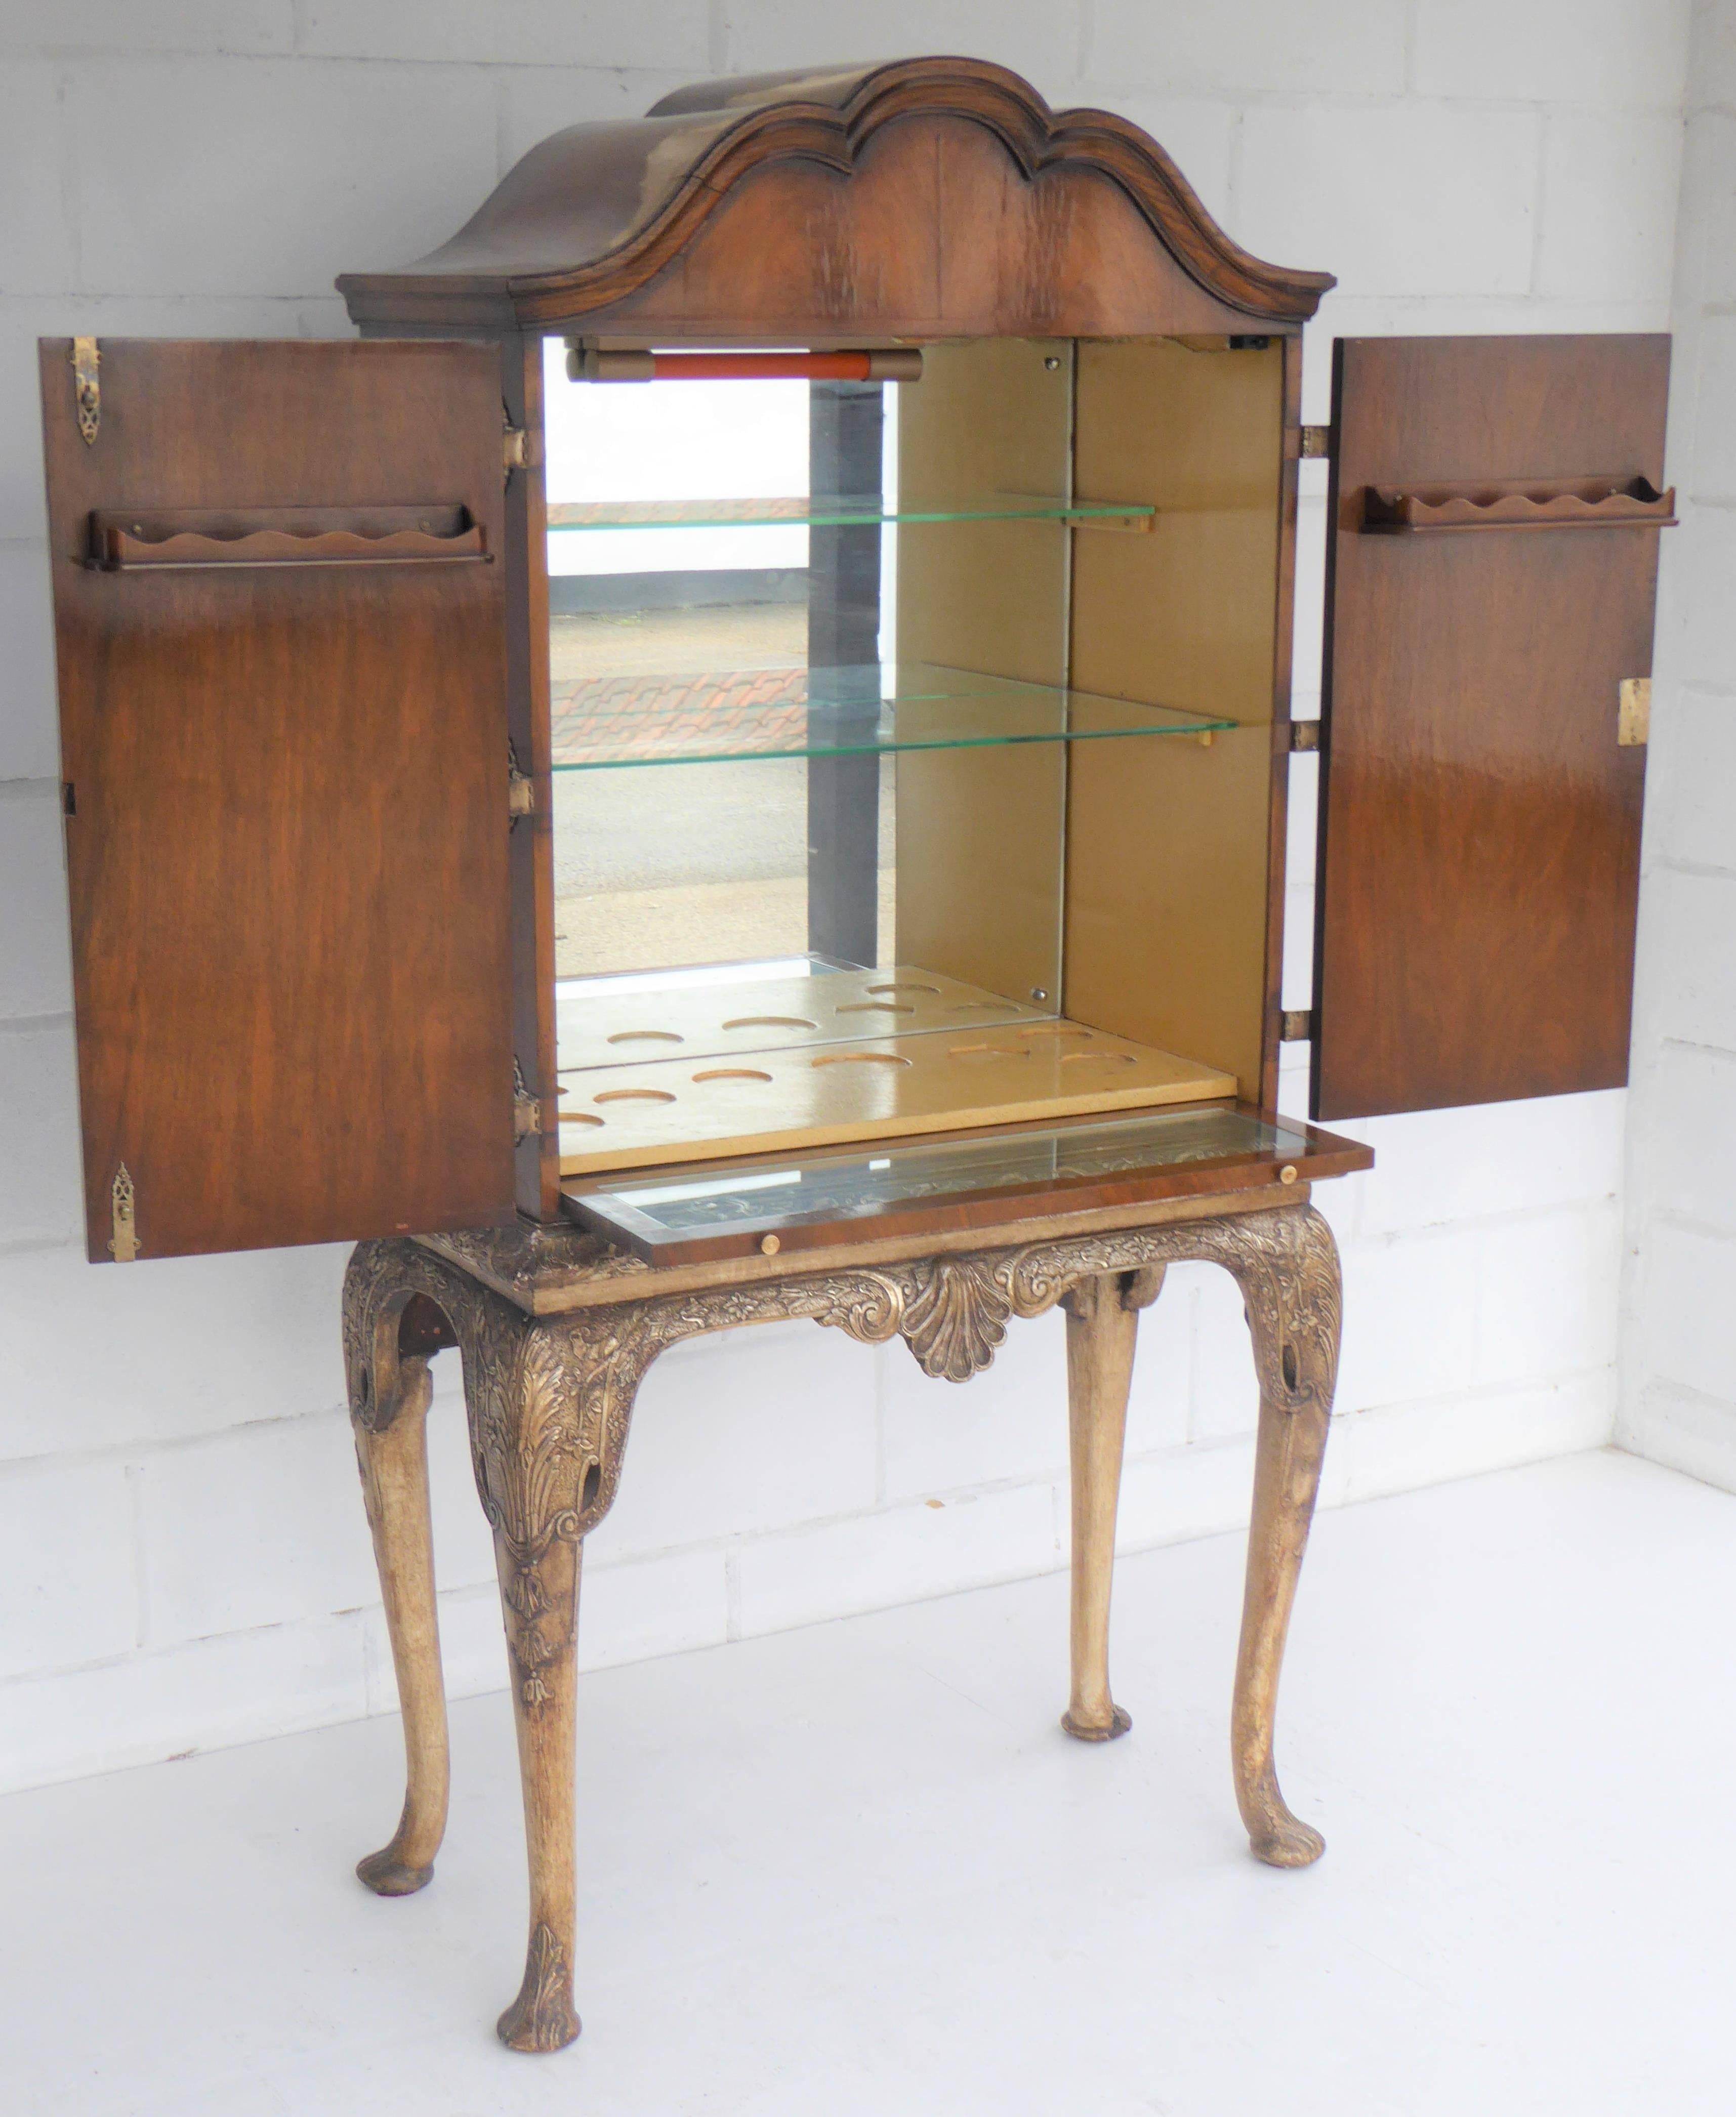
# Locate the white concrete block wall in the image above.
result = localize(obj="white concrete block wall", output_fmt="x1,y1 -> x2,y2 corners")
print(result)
0,0 -> 1692,1794
1620,0 -> 1736,1490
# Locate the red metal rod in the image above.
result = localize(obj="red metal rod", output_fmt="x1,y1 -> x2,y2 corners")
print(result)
653,351 -> 874,381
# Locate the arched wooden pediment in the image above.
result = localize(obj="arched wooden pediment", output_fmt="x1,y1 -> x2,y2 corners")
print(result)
338,57 -> 1333,340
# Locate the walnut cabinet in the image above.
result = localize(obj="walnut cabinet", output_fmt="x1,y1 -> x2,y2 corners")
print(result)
30,53 -> 1680,2061
38,57 -> 1671,1267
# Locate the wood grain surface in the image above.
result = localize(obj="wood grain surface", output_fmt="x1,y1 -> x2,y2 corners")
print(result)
1313,334 -> 1669,1120
41,338 -> 516,1259
500,332 -> 563,1223
338,60 -> 1334,338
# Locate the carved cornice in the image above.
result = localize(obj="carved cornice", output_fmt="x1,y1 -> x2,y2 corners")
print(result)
337,57 -> 1334,329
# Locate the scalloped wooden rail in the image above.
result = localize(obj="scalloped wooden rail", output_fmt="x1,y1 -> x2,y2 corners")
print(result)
89,504 -> 487,570
1361,475 -> 1676,535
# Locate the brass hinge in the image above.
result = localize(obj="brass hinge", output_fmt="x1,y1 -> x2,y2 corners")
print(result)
1279,1010 -> 1313,1042
513,1058 -> 544,1140
508,742 -> 535,817
1619,677 -> 1651,747
503,424 -> 543,478
72,337 -> 101,446
1299,425 -> 1331,460
1289,720 -> 1320,752
109,1163 -> 138,1261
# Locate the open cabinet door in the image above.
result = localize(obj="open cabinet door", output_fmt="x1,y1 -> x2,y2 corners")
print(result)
42,338 -> 515,1260
1312,335 -> 1671,1121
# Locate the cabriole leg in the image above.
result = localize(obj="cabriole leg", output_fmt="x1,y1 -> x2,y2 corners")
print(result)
1226,1206 -> 1342,1867
343,1255 -> 455,1901
493,1526 -> 584,2052
352,1357 -> 451,1894
462,1295 -> 608,2055
1232,1393 -> 1330,1864
1060,1267 -> 1163,1741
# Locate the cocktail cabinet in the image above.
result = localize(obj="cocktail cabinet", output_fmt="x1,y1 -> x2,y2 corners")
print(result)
37,58 -> 1670,2052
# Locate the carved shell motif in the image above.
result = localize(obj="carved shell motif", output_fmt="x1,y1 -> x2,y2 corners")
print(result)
898,1257 -> 1014,1382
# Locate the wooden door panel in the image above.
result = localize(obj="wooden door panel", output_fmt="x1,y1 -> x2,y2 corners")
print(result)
40,338 -> 515,1259
1313,335 -> 1669,1120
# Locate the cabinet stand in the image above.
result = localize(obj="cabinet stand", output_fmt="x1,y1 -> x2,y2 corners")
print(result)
341,1191 -> 1342,2053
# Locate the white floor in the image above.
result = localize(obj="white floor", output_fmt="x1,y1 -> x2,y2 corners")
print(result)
4,1448 -> 1734,2115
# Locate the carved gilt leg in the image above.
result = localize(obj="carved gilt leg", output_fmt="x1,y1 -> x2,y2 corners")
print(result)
493,1522 -> 584,2053
462,1288 -> 670,2054
353,1362 -> 450,1893
1224,1206 -> 1341,1867
1060,1267 -> 1163,1740
344,1256 -> 454,1898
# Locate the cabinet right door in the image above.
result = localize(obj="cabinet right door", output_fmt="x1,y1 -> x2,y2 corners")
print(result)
1311,334 -> 1670,1122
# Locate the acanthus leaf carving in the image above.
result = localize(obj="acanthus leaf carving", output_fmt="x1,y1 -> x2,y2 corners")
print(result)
346,1203 -> 1342,1715
497,1920 -> 580,2052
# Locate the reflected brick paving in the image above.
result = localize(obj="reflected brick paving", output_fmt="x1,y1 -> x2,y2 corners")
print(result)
550,668 -> 808,764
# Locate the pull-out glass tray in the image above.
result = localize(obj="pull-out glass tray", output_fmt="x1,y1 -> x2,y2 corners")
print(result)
564,1105 -> 1374,1264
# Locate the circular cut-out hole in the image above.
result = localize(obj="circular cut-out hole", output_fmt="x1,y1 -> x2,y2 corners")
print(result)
835,1001 -> 915,1015
558,1111 -> 605,1127
948,1043 -> 1030,1061
593,1088 -> 678,1104
691,1068 -> 773,1083
867,981 -> 942,997
1060,1050 -> 1136,1066
811,1051 -> 912,1067
1018,1024 -> 1093,1041
723,1015 -> 817,1031
607,1030 -> 683,1046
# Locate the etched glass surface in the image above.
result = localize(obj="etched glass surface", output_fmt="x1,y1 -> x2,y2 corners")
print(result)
572,1107 -> 1306,1243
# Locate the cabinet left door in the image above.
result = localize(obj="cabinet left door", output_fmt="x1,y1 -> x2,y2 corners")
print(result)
40,338 -> 516,1262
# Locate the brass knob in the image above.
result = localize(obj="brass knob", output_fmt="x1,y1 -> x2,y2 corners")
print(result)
1278,1165 -> 1298,1184
760,1234 -> 781,1255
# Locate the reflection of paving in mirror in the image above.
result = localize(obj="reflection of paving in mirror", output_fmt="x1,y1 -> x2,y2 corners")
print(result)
550,603 -> 823,980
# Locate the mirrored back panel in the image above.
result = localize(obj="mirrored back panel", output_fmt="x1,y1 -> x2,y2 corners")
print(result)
543,336 -> 1279,1175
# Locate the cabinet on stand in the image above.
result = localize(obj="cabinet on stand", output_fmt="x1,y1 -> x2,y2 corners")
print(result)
37,57 -> 1670,2051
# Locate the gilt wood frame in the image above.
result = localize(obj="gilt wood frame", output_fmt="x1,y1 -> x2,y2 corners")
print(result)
342,1188 -> 1342,2052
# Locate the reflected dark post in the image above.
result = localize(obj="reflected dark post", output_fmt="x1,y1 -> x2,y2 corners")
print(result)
806,379 -> 884,969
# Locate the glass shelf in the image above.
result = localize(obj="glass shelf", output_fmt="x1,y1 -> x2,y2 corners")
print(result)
546,495 -> 1154,532
549,661 -> 1234,771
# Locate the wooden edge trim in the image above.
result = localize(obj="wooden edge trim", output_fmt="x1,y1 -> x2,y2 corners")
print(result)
417,1183 -> 1319,1314
565,1139 -> 1369,1267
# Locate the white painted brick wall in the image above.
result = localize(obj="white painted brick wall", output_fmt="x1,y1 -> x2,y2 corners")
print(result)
1620,0 -> 1736,1491
0,0 -> 1694,1794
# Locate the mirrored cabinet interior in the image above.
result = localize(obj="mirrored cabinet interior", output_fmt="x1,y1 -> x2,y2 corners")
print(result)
36,57 -> 1670,1270
543,333 -> 1288,1190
